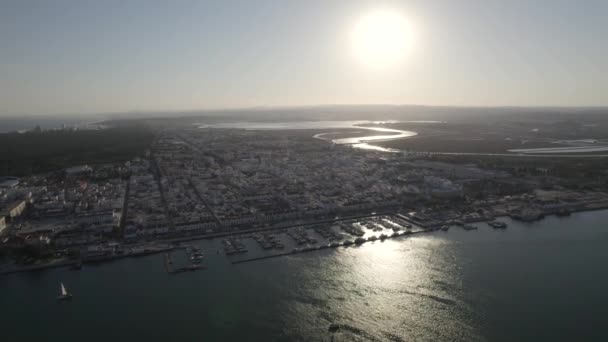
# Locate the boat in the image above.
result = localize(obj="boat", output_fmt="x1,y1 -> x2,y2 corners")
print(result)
440,225 -> 449,231
57,282 -> 72,301
190,254 -> 204,262
487,221 -> 507,229
463,224 -> 478,231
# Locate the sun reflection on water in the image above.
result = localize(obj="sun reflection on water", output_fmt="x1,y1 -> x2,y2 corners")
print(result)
280,236 -> 480,341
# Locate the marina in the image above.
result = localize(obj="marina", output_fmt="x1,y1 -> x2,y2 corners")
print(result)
164,247 -> 206,274
3,209 -> 608,341
231,229 -> 428,265
1,201 -> 603,277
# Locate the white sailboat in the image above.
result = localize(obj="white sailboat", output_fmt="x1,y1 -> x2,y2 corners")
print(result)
57,282 -> 72,301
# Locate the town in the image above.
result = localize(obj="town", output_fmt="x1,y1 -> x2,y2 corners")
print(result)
2,124 -> 608,275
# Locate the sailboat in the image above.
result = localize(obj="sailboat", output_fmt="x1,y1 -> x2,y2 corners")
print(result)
57,282 -> 72,301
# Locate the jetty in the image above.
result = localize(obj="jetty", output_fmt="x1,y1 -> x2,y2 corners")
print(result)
164,250 -> 205,274
231,230 -> 428,265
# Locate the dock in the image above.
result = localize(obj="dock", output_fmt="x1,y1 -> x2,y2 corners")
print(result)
231,230 -> 429,265
164,249 -> 205,274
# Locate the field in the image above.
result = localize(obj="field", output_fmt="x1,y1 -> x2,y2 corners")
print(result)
374,118 -> 608,154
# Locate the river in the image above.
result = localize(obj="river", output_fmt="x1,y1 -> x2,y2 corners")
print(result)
2,210 -> 608,341
197,120 -> 608,156
198,120 -> 417,152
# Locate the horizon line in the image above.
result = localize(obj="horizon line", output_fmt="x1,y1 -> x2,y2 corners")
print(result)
2,103 -> 608,118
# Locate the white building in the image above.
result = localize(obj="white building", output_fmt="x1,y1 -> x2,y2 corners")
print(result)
0,216 -> 6,233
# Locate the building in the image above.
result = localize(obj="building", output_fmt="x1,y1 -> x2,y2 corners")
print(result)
65,165 -> 92,177
0,199 -> 27,219
0,216 -> 6,233
0,177 -> 19,188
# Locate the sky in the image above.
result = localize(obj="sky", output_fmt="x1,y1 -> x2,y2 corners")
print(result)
0,0 -> 606,116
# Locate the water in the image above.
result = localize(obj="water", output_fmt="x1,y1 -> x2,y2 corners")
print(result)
508,146 -> 608,153
2,211 -> 608,341
198,120 -> 417,152
198,120 -> 373,130
197,120 -> 608,156
315,126 -> 416,152
509,139 -> 608,154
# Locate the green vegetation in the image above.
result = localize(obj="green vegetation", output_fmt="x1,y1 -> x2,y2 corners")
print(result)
0,124 -> 154,176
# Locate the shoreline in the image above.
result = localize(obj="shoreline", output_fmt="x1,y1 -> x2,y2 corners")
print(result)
3,203 -> 607,276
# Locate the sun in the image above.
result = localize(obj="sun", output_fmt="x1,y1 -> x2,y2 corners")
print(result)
352,10 -> 411,69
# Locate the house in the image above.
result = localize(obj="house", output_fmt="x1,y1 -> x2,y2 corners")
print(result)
0,199 -> 27,219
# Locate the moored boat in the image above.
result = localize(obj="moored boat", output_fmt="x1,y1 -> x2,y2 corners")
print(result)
487,221 -> 507,229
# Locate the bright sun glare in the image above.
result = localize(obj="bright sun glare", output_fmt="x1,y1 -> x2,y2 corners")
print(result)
352,10 -> 411,69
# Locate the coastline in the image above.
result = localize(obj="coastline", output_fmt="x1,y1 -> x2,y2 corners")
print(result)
3,199 -> 607,276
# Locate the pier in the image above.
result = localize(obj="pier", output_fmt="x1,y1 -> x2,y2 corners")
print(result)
161,210 -> 396,244
163,249 -> 205,274
231,230 -> 429,265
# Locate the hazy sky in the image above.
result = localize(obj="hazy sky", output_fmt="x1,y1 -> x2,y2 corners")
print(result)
1,0 -> 606,116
